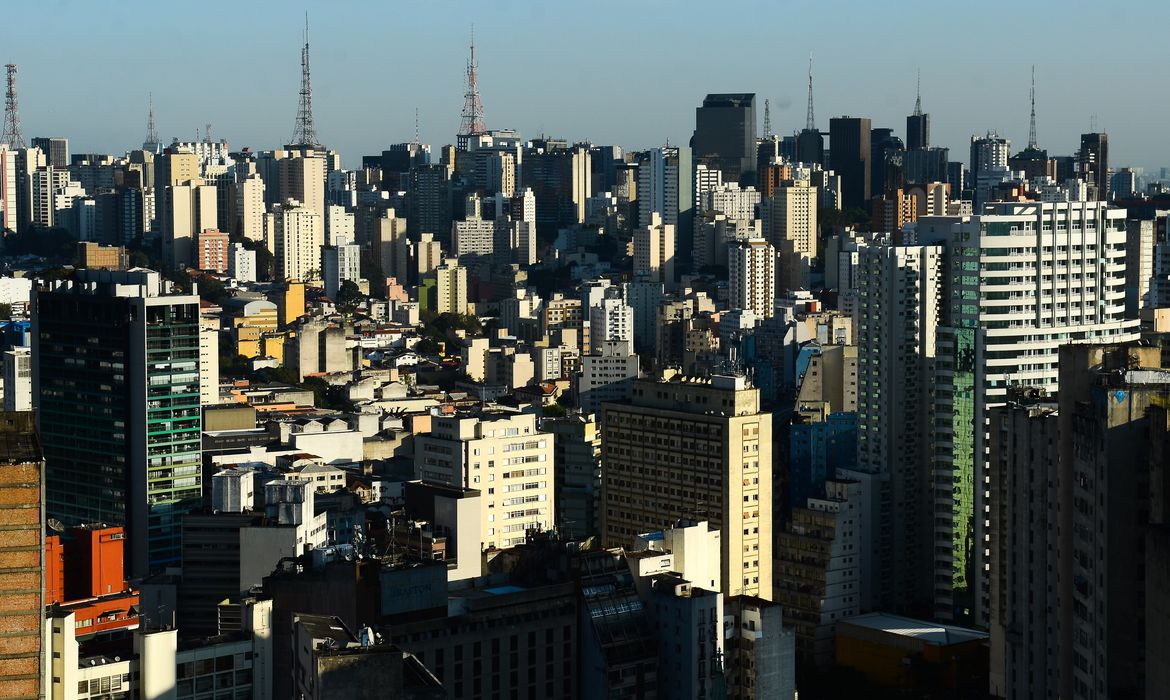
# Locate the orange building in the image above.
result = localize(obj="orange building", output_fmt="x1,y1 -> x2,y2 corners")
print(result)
77,241 -> 128,270
197,228 -> 231,274
0,411 -> 44,699
44,524 -> 139,639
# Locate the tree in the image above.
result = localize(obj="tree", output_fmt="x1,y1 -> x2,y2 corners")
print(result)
337,280 -> 364,313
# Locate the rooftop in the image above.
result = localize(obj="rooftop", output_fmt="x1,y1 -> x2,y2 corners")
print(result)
841,612 -> 988,646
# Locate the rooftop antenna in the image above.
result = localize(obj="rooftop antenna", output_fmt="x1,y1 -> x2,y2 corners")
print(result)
144,92 -> 159,151
414,107 -> 420,145
291,12 -> 318,147
763,98 -> 773,139
458,24 -> 487,146
1090,113 -> 1098,132
913,68 -> 922,117
205,122 -> 212,144
1027,66 -> 1038,149
2,64 -> 25,148
805,53 -> 815,132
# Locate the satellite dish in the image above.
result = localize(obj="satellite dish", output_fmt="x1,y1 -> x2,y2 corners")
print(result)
47,518 -> 65,533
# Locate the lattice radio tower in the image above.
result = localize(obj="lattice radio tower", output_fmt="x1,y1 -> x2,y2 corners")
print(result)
1027,65 -> 1038,150
763,98 -> 772,139
457,26 -> 486,147
290,13 -> 318,147
3,64 -> 25,148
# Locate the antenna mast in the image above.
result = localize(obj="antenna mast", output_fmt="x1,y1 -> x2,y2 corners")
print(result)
763,99 -> 772,139
291,12 -> 318,147
414,107 -> 420,145
805,53 -> 815,132
144,93 -> 159,151
2,65 -> 25,148
1027,66 -> 1038,149
458,25 -> 486,147
913,69 -> 922,117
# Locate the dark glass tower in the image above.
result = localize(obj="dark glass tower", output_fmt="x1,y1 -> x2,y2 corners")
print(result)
829,116 -> 873,209
691,93 -> 757,186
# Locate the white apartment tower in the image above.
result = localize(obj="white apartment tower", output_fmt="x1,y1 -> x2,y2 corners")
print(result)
589,290 -> 634,349
762,179 -> 819,291
269,199 -> 323,282
728,238 -> 776,319
633,212 -> 676,288
918,200 -> 1139,623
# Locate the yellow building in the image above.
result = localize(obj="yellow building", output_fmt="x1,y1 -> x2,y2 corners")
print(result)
601,374 -> 773,600
278,280 -> 306,328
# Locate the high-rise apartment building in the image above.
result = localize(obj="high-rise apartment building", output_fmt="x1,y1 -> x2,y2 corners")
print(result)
692,94 -> 757,185
728,238 -> 775,318
160,180 -> 218,268
851,243 -> 942,616
761,180 -> 818,291
278,150 -> 327,218
633,212 -> 676,288
601,374 -> 773,600
637,146 -> 693,231
829,117 -> 872,209
322,243 -> 361,301
33,269 -> 202,576
269,199 -> 323,282
969,132 -> 1011,178
588,289 -> 633,350
0,146 -> 17,233
431,258 -> 468,315
577,339 -> 640,416
918,201 -> 1139,623
415,411 -> 555,549
0,411 -> 44,700
2,348 -> 31,411
235,172 -> 266,243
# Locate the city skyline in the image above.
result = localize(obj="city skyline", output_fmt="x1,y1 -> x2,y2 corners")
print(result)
8,0 -> 1170,170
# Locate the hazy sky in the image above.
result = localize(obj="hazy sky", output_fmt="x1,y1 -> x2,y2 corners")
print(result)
10,0 -> 1170,171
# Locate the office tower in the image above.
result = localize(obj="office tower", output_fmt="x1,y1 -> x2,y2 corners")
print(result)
407,163 -> 452,237
154,148 -> 199,191
31,136 -> 68,167
324,203 -> 354,246
414,411 -> 554,549
2,347 -> 30,411
1056,343 -> 1168,700
34,269 -> 202,577
29,166 -> 71,228
522,142 -> 591,232
870,127 -> 905,197
633,212 -> 676,288
322,243 -> 360,301
796,56 -> 825,165
987,388 -> 1059,700
904,147 -> 950,184
969,132 -> 1011,178
692,93 -> 757,185
451,212 -> 495,259
761,179 -> 818,291
601,374 -> 773,601
1077,132 -> 1109,200
918,201 -> 1138,623
906,80 -> 929,150
828,117 -> 872,208
589,289 -> 633,349
851,243 -> 942,616
433,258 -> 468,315
578,339 -> 640,416
159,180 -> 218,268
269,199 -> 323,281
728,238 -> 775,318
0,412 -> 42,700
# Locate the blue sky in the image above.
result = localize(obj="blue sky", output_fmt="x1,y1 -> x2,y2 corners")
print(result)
9,0 -> 1169,171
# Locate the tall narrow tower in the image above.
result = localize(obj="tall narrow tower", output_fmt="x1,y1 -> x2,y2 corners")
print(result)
143,93 -> 160,152
1027,66 -> 1038,150
290,13 -> 318,147
906,69 -> 930,150
457,26 -> 486,150
805,54 -> 815,132
2,64 -> 25,148
763,99 -> 773,139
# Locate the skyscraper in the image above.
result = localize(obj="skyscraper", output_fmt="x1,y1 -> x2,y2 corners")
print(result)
829,117 -> 872,209
906,78 -> 929,150
692,94 -> 757,185
728,238 -> 776,319
269,199 -> 323,282
1077,132 -> 1109,201
633,212 -> 676,289
601,374 -> 773,601
33,269 -> 202,577
31,136 -> 68,168
918,200 -> 1138,623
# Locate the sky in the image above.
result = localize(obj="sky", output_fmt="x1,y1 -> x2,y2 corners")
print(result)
9,0 -> 1170,171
